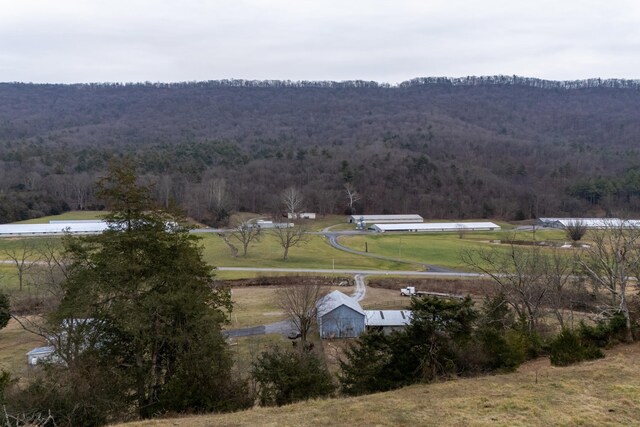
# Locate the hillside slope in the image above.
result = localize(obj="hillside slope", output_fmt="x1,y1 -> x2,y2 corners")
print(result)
3,77 -> 640,224
117,343 -> 640,427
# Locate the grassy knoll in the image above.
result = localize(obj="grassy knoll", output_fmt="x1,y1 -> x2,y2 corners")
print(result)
116,343 -> 640,427
339,228 -> 567,270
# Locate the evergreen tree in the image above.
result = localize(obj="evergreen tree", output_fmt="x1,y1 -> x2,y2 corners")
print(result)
0,292 -> 9,330
251,346 -> 334,406
24,160 -> 245,423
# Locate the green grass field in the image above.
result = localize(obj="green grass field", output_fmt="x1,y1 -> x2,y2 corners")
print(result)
199,233 -> 413,271
339,228 -> 568,270
1,213 -> 570,278
14,211 -> 107,224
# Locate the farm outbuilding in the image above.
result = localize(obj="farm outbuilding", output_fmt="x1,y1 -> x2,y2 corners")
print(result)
287,212 -> 317,219
371,222 -> 500,233
0,220 -> 108,237
365,310 -> 412,335
316,291 -> 365,338
349,214 -> 423,225
26,346 -> 56,366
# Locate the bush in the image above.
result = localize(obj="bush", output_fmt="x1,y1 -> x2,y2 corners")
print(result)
549,328 -> 604,367
477,328 -> 527,372
339,331 -> 403,396
0,292 -> 9,330
252,346 -> 335,406
579,313 -> 628,348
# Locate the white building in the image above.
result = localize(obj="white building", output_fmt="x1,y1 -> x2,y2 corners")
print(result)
537,218 -> 640,229
26,346 -> 56,366
0,220 -> 108,237
348,214 -> 424,225
253,220 -> 293,229
372,221 -> 501,233
287,212 -> 317,220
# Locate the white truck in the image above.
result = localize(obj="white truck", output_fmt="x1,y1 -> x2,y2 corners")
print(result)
400,286 -> 423,296
400,286 -> 464,300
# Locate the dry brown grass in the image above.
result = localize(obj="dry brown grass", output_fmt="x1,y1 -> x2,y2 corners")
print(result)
0,317 -> 46,375
228,287 -> 287,329
114,343 -> 640,427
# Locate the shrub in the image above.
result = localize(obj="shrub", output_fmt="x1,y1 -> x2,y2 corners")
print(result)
564,220 -> 587,242
579,312 -> 628,348
252,346 -> 335,406
0,292 -> 9,330
477,328 -> 526,372
549,328 -> 604,367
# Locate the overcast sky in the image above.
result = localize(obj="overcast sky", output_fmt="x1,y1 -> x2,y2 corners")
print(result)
1,0 -> 639,84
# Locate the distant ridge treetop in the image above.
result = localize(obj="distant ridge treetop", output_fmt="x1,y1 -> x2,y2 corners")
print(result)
3,75 -> 640,90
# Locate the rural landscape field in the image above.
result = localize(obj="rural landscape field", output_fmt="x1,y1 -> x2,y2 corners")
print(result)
2,1 -> 640,426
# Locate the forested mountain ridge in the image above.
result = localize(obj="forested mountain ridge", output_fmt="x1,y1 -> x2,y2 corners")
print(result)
2,76 -> 640,224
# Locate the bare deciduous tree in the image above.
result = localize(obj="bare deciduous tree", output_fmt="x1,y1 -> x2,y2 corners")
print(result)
277,283 -> 327,344
344,183 -> 361,214
461,243 -> 547,333
577,221 -> 640,342
541,248 -> 578,329
3,240 -> 38,291
228,220 -> 261,256
272,225 -> 309,261
281,187 -> 304,218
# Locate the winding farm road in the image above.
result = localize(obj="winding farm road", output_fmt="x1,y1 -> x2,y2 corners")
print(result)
319,227 -> 460,274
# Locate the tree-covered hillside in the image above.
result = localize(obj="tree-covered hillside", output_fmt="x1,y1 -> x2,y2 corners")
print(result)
2,76 -> 640,224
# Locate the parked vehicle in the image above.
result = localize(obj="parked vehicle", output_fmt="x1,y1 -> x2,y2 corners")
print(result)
400,286 -> 464,300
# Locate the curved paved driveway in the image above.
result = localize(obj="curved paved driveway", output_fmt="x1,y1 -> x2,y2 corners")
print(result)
320,227 -> 460,273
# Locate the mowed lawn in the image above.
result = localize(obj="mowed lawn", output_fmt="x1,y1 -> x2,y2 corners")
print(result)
14,211 -> 107,224
199,233 -> 413,271
339,228 -> 567,270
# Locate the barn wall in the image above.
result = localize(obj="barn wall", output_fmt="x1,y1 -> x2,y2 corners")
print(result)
319,305 -> 365,338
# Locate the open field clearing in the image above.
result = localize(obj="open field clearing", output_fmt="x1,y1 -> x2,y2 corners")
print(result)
339,228 -> 568,270
228,287 -> 288,329
115,342 -> 640,427
199,233 -> 413,271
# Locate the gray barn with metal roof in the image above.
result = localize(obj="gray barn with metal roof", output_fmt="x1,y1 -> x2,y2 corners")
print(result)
316,290 -> 365,338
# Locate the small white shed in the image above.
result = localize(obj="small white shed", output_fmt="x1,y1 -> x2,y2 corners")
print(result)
26,346 -> 56,366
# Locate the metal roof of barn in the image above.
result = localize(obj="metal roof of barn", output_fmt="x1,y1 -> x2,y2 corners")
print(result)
538,218 -> 640,228
365,310 -> 412,327
0,221 -> 109,236
372,222 -> 500,232
350,214 -> 424,223
317,290 -> 364,318
26,346 -> 56,356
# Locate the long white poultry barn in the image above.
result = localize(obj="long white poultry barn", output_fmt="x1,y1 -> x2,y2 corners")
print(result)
537,218 -> 640,229
349,214 -> 424,224
0,220 -> 109,237
372,222 -> 501,233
